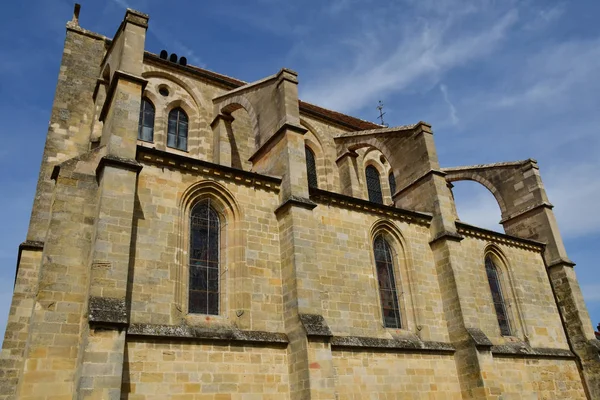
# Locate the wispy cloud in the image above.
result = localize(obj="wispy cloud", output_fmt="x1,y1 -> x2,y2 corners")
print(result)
439,83 -> 459,125
524,3 -> 566,31
301,9 -> 518,113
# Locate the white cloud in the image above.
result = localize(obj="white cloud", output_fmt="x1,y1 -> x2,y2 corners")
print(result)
301,9 -> 518,113
439,83 -> 459,125
524,3 -> 565,31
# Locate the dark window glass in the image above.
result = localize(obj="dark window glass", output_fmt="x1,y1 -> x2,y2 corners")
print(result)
485,256 -> 511,336
374,236 -> 401,329
366,166 -> 383,204
305,146 -> 318,189
189,200 -> 219,315
168,108 -> 188,151
137,98 -> 155,142
388,172 -> 396,198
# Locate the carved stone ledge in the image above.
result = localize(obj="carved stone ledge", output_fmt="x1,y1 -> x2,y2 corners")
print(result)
274,196 -> 317,216
466,327 -> 493,349
330,335 -> 455,354
456,221 -> 545,252
490,342 -> 574,359
299,314 -> 332,338
137,146 -> 281,192
96,155 -> 143,178
88,297 -> 128,325
127,323 -> 289,345
309,187 -> 432,227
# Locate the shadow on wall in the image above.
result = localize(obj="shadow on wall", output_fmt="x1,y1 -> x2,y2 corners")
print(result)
451,181 -> 504,233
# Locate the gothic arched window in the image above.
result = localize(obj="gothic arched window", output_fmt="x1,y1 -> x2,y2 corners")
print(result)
388,172 -> 397,199
374,235 -> 401,328
485,256 -> 511,336
366,165 -> 383,204
168,107 -> 188,151
138,98 -> 155,142
305,146 -> 318,189
189,200 -> 220,315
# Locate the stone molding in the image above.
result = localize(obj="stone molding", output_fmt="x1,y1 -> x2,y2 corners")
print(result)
456,221 -> 545,252
96,155 -> 143,178
274,196 -> 317,216
137,146 -> 281,192
330,335 -> 455,354
127,323 -> 289,345
490,343 -> 575,359
299,314 -> 333,338
309,187 -> 432,226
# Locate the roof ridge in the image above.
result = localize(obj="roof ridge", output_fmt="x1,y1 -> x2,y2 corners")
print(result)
144,51 -> 382,131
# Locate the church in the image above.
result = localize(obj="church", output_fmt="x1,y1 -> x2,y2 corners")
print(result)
1,5 -> 599,399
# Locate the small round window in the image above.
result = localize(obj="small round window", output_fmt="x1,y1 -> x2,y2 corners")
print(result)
158,85 -> 169,97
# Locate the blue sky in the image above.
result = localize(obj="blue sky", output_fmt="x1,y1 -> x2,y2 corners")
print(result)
1,0 -> 599,340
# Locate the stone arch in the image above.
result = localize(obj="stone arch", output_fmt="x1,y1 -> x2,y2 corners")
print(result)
482,244 -> 526,339
142,70 -> 208,112
369,219 -> 418,332
445,172 -> 508,216
176,180 -> 247,325
217,95 -> 260,148
300,119 -> 329,190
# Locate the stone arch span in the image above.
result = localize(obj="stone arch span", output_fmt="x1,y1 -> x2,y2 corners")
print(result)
444,172 -> 508,217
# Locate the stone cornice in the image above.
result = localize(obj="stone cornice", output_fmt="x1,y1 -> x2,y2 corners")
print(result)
127,323 -> 289,345
456,221 -> 545,252
330,335 -> 455,354
137,146 -> 281,192
490,343 -> 574,359
96,155 -> 143,178
309,187 -> 432,226
274,196 -> 317,216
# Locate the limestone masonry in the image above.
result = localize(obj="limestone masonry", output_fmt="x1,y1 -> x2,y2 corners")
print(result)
1,5 -> 599,400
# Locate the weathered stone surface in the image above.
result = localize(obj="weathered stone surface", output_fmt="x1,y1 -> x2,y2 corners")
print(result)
88,296 -> 128,325
299,314 -> 332,337
0,3 -> 596,400
127,323 -> 289,344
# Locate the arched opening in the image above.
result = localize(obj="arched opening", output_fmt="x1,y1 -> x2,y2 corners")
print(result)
451,181 -> 504,232
366,165 -> 383,204
168,108 -> 188,151
189,200 -> 220,315
373,235 -> 402,329
138,98 -> 155,142
485,254 -> 511,336
305,145 -> 318,189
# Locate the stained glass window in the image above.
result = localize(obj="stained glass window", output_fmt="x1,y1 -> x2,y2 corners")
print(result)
374,236 -> 401,329
189,200 -> 219,315
366,166 -> 383,204
137,98 -> 155,142
305,146 -> 318,189
485,256 -> 511,336
388,172 -> 397,199
167,108 -> 188,151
